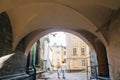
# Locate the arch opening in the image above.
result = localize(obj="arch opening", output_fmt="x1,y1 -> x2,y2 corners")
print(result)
17,28 -> 110,79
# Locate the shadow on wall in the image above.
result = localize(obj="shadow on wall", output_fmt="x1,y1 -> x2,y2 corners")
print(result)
0,12 -> 27,76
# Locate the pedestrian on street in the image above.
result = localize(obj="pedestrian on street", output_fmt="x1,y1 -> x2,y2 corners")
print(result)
56,62 -> 61,79
61,61 -> 67,79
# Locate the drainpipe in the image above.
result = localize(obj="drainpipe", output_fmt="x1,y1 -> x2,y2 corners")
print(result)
32,64 -> 36,80
32,47 -> 36,80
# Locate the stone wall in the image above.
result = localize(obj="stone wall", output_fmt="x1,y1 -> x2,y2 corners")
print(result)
95,39 -> 109,77
106,12 -> 120,80
0,12 -> 13,57
0,12 -> 27,76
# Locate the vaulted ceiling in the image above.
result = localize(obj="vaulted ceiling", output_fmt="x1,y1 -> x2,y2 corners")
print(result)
0,0 -> 120,50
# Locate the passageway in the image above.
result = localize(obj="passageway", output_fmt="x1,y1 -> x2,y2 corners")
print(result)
0,1 -> 120,80
26,31 -> 109,80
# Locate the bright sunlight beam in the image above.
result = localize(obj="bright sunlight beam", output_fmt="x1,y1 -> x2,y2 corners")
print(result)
0,53 -> 14,69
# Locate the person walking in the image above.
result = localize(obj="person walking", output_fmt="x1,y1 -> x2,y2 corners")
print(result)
61,61 -> 67,79
56,62 -> 61,79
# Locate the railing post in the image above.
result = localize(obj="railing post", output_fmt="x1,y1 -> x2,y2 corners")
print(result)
33,64 -> 36,80
32,47 -> 36,80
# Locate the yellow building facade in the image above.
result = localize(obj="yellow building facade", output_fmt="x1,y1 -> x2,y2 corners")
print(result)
66,33 -> 90,72
51,45 -> 67,70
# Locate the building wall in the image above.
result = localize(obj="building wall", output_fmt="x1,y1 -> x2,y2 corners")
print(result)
51,46 -> 66,70
66,33 -> 90,71
43,35 -> 52,71
61,47 -> 67,64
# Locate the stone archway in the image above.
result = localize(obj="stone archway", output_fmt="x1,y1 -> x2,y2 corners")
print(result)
23,28 -> 110,77
0,1 -> 120,79
6,3 -> 108,51
0,11 -> 109,78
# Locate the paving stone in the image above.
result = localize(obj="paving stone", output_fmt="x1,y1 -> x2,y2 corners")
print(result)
37,72 -> 90,80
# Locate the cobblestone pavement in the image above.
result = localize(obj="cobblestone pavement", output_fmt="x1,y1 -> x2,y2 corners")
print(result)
37,72 -> 90,80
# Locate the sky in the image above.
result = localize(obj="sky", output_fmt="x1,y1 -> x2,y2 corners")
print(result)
49,32 -> 66,46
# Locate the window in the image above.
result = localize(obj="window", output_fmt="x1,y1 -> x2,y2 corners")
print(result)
82,60 -> 86,66
73,48 -> 77,56
64,51 -> 66,55
64,59 -> 66,63
81,48 -> 85,55
72,37 -> 76,44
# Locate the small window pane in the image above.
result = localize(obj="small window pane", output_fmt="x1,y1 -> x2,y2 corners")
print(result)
73,48 -> 77,56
